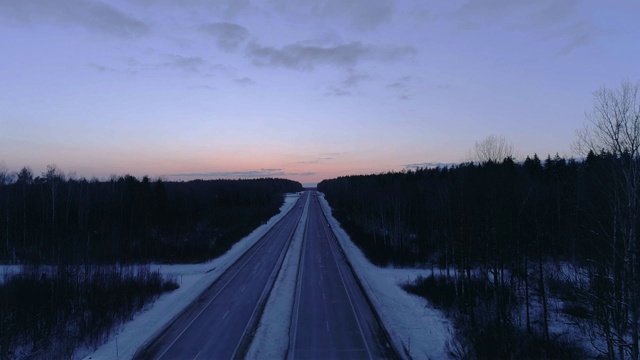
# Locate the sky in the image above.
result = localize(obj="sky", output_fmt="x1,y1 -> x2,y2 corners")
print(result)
1,0 -> 639,186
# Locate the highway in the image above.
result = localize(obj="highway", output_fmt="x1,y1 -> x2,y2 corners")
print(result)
134,192 -> 308,360
288,191 -> 397,359
135,190 -> 396,359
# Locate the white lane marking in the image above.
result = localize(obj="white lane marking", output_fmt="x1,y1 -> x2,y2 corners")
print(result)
240,285 -> 246,292
223,310 -> 230,319
193,351 -> 201,360
326,320 -> 330,332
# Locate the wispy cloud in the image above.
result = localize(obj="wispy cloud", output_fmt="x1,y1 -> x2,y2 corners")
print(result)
343,70 -> 371,87
160,55 -> 207,73
545,20 -> 598,56
89,63 -> 137,76
132,0 -> 250,19
449,0 -> 595,55
0,0 -> 149,37
404,162 -> 456,170
246,41 -> 416,71
296,156 -> 335,164
386,75 -> 417,100
325,69 -> 372,96
167,168 -> 316,179
450,0 -> 579,30
234,77 -> 256,86
200,22 -> 250,52
269,0 -> 395,31
325,87 -> 352,97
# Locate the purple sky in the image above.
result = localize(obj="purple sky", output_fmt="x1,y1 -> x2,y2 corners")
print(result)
1,0 -> 639,186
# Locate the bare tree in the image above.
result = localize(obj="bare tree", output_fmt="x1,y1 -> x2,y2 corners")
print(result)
576,82 -> 640,158
576,81 -> 640,360
470,134 -> 515,163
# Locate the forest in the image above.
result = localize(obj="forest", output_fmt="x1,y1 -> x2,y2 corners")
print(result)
0,171 -> 302,358
319,83 -> 640,359
319,152 -> 631,359
0,169 -> 302,264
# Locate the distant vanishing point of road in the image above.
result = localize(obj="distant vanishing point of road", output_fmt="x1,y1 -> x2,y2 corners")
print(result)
134,190 -> 397,359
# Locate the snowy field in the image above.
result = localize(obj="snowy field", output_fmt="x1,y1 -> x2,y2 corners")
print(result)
77,190 -> 454,359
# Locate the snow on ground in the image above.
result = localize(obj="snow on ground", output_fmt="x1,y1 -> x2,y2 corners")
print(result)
246,192 -> 310,359
78,191 -> 452,359
316,193 -> 453,360
77,193 -> 300,360
0,264 -> 22,282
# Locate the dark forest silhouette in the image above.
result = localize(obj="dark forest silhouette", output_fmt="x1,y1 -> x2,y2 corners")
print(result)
0,171 -> 301,358
317,151 -> 637,358
0,169 -> 302,264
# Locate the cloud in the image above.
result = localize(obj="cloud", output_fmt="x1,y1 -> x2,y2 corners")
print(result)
132,0 -> 250,19
545,20 -> 598,55
324,70 -> 371,97
296,156 -> 335,164
343,70 -> 371,87
449,0 -> 595,54
89,63 -> 136,76
167,168 -> 316,179
386,75 -> 416,100
404,162 -> 455,170
325,87 -> 352,97
0,0 -> 149,37
188,85 -> 216,91
246,41 -> 415,71
451,0 -> 579,29
200,22 -> 250,52
160,55 -> 207,73
269,0 -> 395,30
234,77 -> 256,86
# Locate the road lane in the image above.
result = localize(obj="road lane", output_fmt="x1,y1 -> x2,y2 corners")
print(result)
289,192 -> 397,359
134,192 -> 308,360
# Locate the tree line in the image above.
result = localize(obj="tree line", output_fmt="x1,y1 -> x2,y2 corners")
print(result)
0,168 -> 303,264
318,152 -> 625,358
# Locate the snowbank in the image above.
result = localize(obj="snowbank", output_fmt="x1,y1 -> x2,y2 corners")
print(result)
78,193 -> 300,360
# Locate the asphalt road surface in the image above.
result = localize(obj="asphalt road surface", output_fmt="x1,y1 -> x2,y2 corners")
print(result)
134,192 -> 307,360
288,191 -> 397,359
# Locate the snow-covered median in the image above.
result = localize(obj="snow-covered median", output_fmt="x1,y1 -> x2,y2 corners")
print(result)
78,193 -> 300,360
317,193 -> 453,360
